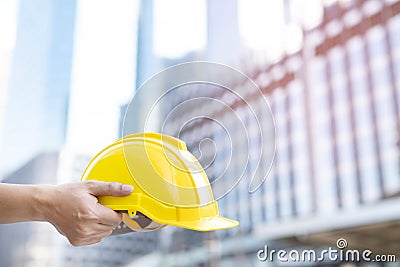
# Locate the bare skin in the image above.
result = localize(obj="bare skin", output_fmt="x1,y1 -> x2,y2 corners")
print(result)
0,181 -> 133,246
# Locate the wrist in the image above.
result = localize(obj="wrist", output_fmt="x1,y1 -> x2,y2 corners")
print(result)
30,185 -> 55,222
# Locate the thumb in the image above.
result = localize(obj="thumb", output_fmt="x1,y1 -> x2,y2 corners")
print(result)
84,181 -> 134,197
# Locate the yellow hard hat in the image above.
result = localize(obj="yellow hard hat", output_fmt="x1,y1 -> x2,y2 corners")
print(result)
81,132 -> 239,232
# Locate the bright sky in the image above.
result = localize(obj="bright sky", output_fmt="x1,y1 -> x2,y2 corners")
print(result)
239,0 -> 285,52
238,0 -> 323,63
153,0 -> 207,58
66,0 -> 139,154
0,0 -> 19,152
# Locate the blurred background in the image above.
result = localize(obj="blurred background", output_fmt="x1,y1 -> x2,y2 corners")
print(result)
0,0 -> 399,266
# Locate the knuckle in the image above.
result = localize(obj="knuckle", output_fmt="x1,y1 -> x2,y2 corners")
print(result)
107,182 -> 114,190
76,224 -> 91,237
85,211 -> 98,221
107,182 -> 118,191
114,216 -> 122,226
113,221 -> 121,229
109,217 -> 122,228
83,180 -> 98,192
76,211 -> 96,222
84,180 -> 96,188
75,225 -> 85,236
69,239 -> 82,247
76,223 -> 104,238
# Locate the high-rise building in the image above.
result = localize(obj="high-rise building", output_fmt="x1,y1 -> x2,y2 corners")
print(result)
136,0 -> 156,88
123,0 -> 242,135
0,0 -> 76,176
206,0 -> 241,66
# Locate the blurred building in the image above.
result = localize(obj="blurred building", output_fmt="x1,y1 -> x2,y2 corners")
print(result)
134,0 -> 400,266
136,0 -> 156,88
0,0 -> 76,176
206,0 -> 241,65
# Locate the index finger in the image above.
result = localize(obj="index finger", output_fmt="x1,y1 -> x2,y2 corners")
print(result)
95,203 -> 122,227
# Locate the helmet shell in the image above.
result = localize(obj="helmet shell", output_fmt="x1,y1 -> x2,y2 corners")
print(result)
81,133 -> 239,231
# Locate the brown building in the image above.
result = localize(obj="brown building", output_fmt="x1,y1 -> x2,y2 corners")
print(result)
151,1 -> 400,266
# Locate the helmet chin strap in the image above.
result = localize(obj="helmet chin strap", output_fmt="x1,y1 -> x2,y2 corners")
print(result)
111,211 -> 166,236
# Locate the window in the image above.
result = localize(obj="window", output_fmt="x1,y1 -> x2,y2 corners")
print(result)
308,56 -> 338,213
272,89 -> 293,219
288,82 -> 313,216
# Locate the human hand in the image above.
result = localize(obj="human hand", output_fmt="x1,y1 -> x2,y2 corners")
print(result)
44,181 -> 133,246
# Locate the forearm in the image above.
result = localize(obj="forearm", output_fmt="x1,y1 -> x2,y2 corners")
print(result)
0,183 -> 52,223
0,181 -> 132,246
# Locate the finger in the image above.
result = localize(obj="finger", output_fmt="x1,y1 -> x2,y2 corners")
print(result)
97,229 -> 113,239
77,230 -> 113,246
84,181 -> 134,197
94,204 -> 122,227
83,229 -> 113,244
92,222 -> 117,233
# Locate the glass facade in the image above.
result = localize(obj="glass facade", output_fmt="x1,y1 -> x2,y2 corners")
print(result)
308,55 -> 339,213
288,80 -> 313,216
0,0 -> 76,175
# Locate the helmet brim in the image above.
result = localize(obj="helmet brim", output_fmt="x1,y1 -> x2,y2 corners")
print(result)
171,215 -> 239,231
